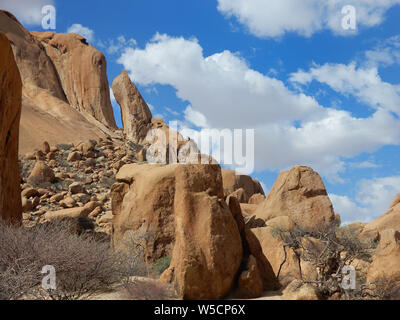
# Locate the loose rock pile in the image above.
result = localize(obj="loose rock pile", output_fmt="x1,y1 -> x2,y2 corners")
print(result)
19,137 -> 145,235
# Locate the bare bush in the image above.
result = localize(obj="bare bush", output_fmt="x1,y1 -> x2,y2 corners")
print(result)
271,223 -> 398,300
0,219 -> 147,300
115,228 -> 155,281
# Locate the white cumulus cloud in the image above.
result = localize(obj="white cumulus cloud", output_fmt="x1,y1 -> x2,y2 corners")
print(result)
290,62 -> 400,117
117,33 -> 400,181
216,0 -> 400,38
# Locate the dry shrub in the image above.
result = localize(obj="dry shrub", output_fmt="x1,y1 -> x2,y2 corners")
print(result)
0,219 -> 146,300
272,223 -> 399,300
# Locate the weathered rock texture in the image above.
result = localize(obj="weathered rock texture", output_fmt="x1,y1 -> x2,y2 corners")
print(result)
111,164 -> 178,260
32,31 -> 116,129
362,195 -> 400,237
254,166 -> 336,230
222,169 -> 265,203
282,280 -> 321,300
112,70 -> 152,143
112,163 -> 244,299
367,229 -> 400,285
251,217 -> 302,286
0,33 -> 22,223
0,10 -> 118,154
0,11 -> 66,101
227,195 -> 279,295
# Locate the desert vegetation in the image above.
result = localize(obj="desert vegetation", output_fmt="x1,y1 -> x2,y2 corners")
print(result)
272,224 -> 400,300
0,218 -> 174,300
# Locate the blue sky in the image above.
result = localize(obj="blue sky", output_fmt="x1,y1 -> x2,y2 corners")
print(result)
2,0 -> 400,223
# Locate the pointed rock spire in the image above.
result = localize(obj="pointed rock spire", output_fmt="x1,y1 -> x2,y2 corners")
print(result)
112,70 -> 153,143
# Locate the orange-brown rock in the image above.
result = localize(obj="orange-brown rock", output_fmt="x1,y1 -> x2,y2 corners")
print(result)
145,118 -> 205,165
227,187 -> 246,203
222,169 -> 265,203
0,11 -> 66,101
244,228 -> 280,291
112,163 -> 243,299
237,255 -> 264,298
0,11 -> 118,154
27,161 -> 55,185
282,280 -> 321,300
111,164 -> 177,260
248,193 -> 265,205
254,166 -> 335,231
367,229 -> 400,286
362,196 -> 400,237
240,203 -> 258,216
227,195 -> 279,293
32,31 -> 117,129
251,217 -> 303,286
112,70 -> 152,143
0,33 -> 22,223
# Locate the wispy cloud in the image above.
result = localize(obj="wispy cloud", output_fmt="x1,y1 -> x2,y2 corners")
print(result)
67,24 -> 94,42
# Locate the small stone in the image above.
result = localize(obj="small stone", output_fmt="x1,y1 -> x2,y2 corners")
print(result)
41,141 -> 50,154
69,182 -> 85,195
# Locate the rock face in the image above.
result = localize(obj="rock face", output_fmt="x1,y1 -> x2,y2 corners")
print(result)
112,70 -> 152,143
362,196 -> 400,237
0,11 -> 66,102
111,164 -> 178,260
0,33 -> 22,223
237,255 -> 264,298
227,195 -> 279,295
367,229 -> 400,285
252,217 -> 303,286
0,11 -> 118,154
112,163 -> 243,299
248,193 -> 265,205
254,166 -> 335,230
221,169 -> 265,203
32,31 -> 116,129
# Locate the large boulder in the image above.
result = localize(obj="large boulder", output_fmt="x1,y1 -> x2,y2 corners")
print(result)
221,169 -> 265,203
254,166 -> 336,231
112,163 -> 243,299
27,161 -> 55,185
0,11 -> 118,154
111,164 -> 178,260
0,11 -> 66,101
251,218 -> 303,286
32,31 -> 117,129
0,33 -> 22,223
367,229 -> 400,288
112,70 -> 152,143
